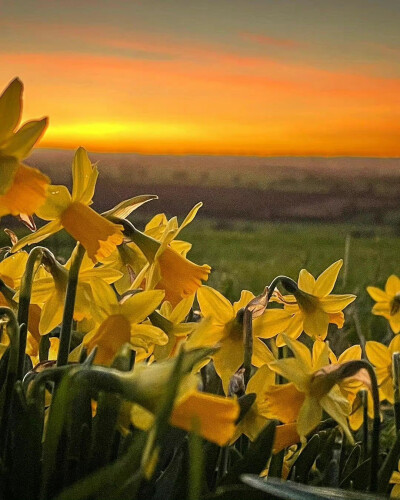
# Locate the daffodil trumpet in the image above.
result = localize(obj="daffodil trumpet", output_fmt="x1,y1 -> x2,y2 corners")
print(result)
17,246 -> 59,379
57,244 -> 86,367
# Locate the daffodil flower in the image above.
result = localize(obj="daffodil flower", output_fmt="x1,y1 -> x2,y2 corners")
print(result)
150,296 -> 197,361
22,251 -> 123,335
103,211 -> 191,295
187,286 -> 275,394
129,203 -> 211,306
265,335 -> 353,442
0,78 -> 49,217
366,335 -> 400,404
367,275 -> 400,334
260,260 -> 356,345
0,252 -> 29,304
83,279 -> 168,365
130,389 -> 239,446
11,147 -> 124,263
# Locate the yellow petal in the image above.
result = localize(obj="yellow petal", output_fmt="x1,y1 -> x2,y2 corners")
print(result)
260,382 -> 305,423
367,285 -> 388,303
320,388 -> 353,443
252,338 -> 275,367
313,259 -> 343,297
169,295 -> 194,324
389,335 -> 400,355
365,341 -> 390,368
39,290 -> 64,334
338,344 -> 362,363
103,194 -> 158,220
233,290 -> 255,314
297,396 -> 322,441
90,278 -> 118,318
247,364 -> 276,395
303,307 -> 330,340
0,156 -> 19,197
174,202 -> 202,238
284,335 -> 312,370
170,391 -> 239,446
60,202 -> 124,263
312,340 -> 330,370
372,302 -> 390,317
390,315 -> 400,335
11,219 -> 62,253
197,286 -> 234,323
213,335 -> 245,394
0,251 -> 28,287
121,290 -> 165,324
131,323 -> 168,346
319,294 -> 356,313
298,269 -> 316,294
252,308 -> 293,339
386,275 -> 400,297
71,147 -> 96,202
0,163 -> 50,217
35,184 -> 71,220
0,78 -> 22,142
1,118 -> 48,159
268,357 -> 310,392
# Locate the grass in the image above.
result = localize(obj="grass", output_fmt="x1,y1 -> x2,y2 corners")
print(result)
2,218 -> 398,346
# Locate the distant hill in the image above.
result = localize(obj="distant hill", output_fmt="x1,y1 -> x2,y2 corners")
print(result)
21,149 -> 400,224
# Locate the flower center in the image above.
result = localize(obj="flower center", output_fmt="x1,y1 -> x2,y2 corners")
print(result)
391,294 -> 400,316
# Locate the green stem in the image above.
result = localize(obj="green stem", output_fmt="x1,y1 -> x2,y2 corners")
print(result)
267,275 -> 298,300
360,389 -> 369,461
57,244 -> 85,366
242,306 -> 253,387
393,352 -> 400,432
0,307 -> 20,455
17,247 -> 45,379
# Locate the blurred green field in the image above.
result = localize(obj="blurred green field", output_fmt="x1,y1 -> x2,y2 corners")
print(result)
3,219 -> 398,346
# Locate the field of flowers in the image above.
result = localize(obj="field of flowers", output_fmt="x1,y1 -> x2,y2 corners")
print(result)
1,78 -> 400,500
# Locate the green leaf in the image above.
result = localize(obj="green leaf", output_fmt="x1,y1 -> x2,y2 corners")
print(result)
289,434 -> 320,484
241,475 -> 387,500
341,444 -> 361,481
377,430 -> 400,493
220,420 -> 277,485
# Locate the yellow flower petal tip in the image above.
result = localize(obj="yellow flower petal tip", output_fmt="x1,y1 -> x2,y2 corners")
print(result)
60,201 -> 123,263
0,163 -> 50,217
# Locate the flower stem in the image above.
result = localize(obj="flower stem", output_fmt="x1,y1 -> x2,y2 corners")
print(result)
0,307 -> 20,455
57,244 -> 85,366
17,246 -> 56,379
267,276 -> 298,300
242,306 -> 253,387
360,389 -> 369,461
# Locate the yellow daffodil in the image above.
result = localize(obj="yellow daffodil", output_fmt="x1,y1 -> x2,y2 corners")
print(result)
130,388 -> 239,446
366,335 -> 400,404
0,78 -> 49,218
129,203 -> 211,306
187,286 -> 275,394
150,296 -> 197,361
83,279 -> 168,365
105,212 -> 193,295
0,252 -> 28,304
231,364 -> 276,442
23,250 -> 123,335
11,147 -> 124,263
264,335 -> 353,442
260,260 -> 356,346
368,275 -> 400,334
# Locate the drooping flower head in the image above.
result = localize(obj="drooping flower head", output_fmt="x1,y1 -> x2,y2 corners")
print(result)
0,78 -> 49,218
259,260 -> 356,346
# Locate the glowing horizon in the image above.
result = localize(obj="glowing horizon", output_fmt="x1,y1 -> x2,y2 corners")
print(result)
1,1 -> 400,157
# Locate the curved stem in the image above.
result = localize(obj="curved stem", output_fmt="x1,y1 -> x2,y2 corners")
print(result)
267,276 -> 298,300
56,244 -> 85,366
17,246 -> 59,379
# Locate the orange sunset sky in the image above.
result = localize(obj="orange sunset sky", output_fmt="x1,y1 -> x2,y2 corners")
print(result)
1,0 -> 400,156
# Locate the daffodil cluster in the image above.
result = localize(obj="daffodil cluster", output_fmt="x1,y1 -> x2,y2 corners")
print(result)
2,77 -> 400,499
